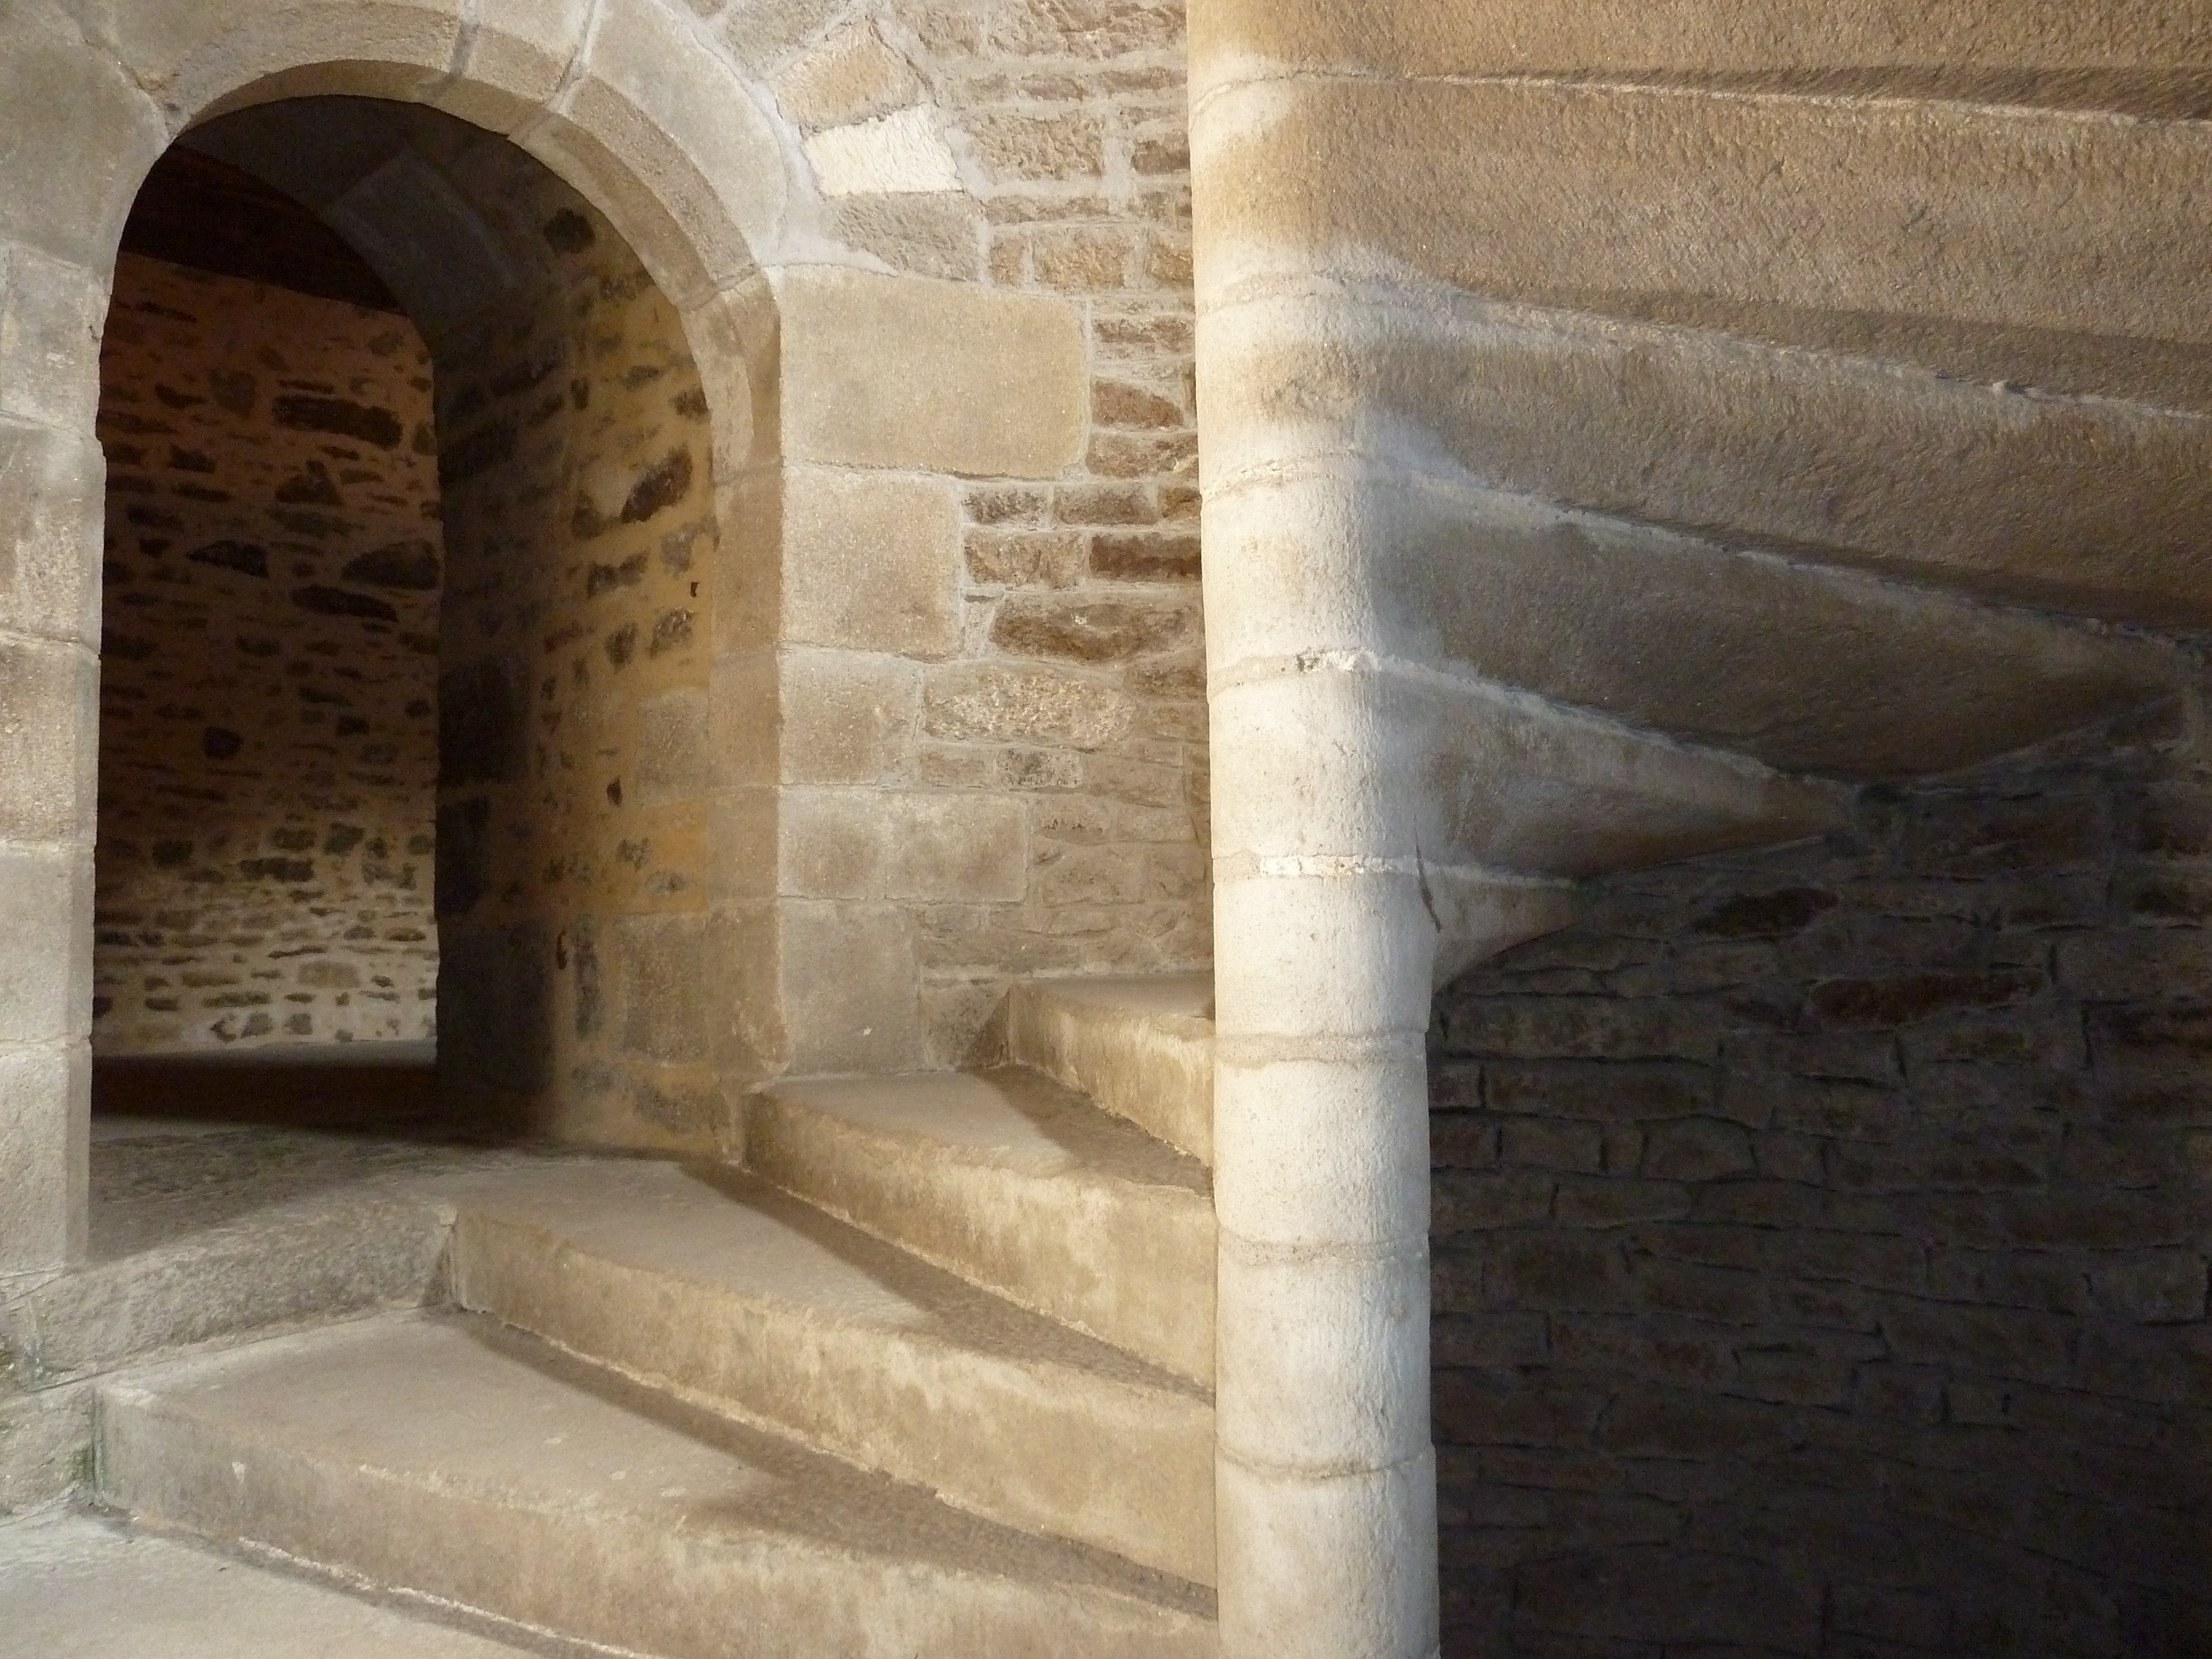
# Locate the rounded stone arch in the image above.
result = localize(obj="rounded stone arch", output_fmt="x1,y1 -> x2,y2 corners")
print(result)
0,0 -> 1092,1283
0,0 -> 797,1274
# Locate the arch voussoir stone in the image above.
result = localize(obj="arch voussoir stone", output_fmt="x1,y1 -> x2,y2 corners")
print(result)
63,0 -> 463,127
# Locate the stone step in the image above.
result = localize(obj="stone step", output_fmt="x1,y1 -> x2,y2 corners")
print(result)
1210,653 -> 1852,887
96,1313 -> 1216,1659
0,1509 -> 545,1658
746,1069 -> 1215,1385
442,1159 -> 1214,1584
2,1125 -> 481,1385
1004,975 -> 1215,1166
1204,76 -> 2212,361
1205,442 -> 2181,781
1203,286 -> 2212,632
1193,4 -> 2212,95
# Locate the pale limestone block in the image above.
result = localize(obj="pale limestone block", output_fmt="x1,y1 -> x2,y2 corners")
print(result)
0,2 -> 166,269
0,638 -> 96,845
1216,1232 -> 1430,1472
710,649 -> 780,789
529,0 -> 794,305
0,244 -> 108,435
775,266 -> 1085,476
771,22 -> 924,131
0,421 -> 102,647
636,688 -> 712,802
1213,1048 -> 1428,1249
679,278 -> 772,483
437,0 -> 596,131
785,470 -> 961,658
781,649 -> 920,785
804,107 -> 961,196
782,789 -> 1026,902
778,899 -> 922,1073
709,474 -> 783,656
1211,870 -> 1435,1045
1215,1449 -> 1439,1659
923,662 -> 1134,750
707,786 -> 780,904
0,1042 -> 88,1278
75,0 -> 462,125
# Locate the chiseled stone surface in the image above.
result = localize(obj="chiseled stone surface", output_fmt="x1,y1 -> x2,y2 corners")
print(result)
92,254 -> 442,1054
1431,702 -> 2212,1656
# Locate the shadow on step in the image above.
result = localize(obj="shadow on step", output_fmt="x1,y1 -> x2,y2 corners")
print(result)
87,1044 -> 528,1263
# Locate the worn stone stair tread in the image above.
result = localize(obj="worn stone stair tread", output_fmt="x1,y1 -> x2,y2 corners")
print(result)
1,1123 -> 523,1383
1204,440 -> 2179,781
98,1313 -> 1217,1659
747,1069 -> 1216,1385
1207,278 -> 2212,633
0,1509 -> 544,1659
1208,75 -> 2212,353
442,1159 -> 1215,1583
1005,974 -> 1215,1166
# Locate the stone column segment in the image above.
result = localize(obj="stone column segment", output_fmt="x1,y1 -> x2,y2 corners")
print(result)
0,4 -> 165,1280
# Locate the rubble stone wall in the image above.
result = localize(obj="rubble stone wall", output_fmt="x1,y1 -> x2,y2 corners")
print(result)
428,156 -> 722,1145
1431,702 -> 2212,1656
91,253 -> 441,1053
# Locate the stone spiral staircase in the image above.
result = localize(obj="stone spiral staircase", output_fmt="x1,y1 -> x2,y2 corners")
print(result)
1196,9 -> 2212,971
1186,15 -> 2212,1652
81,978 -> 1222,1656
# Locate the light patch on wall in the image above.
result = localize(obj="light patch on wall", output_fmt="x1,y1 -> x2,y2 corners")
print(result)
805,107 -> 962,197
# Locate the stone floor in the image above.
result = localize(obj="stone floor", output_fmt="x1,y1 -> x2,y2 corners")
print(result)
2,1051 -> 618,1652
0,1510 -> 550,1657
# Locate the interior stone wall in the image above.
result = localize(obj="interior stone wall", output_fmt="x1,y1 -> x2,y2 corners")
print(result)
748,0 -> 1211,1063
1430,696 -> 2212,1656
428,153 -> 721,1145
91,252 -> 441,1054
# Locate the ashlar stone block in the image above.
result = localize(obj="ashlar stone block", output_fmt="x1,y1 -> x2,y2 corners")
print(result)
0,844 -> 92,1046
782,789 -> 1027,903
0,1041 -> 88,1279
0,637 -> 96,844
0,420 -> 103,647
771,22 -> 925,132
923,662 -> 1135,750
0,2 -> 165,268
531,0 -> 793,304
0,243 -> 109,435
778,899 -> 923,1074
780,649 -> 920,786
775,266 -> 1086,477
437,0 -> 596,131
79,0 -> 463,126
784,469 -> 961,658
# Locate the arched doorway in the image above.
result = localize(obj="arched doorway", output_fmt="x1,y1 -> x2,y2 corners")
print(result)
0,0 -> 1117,1286
90,97 -> 726,1158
